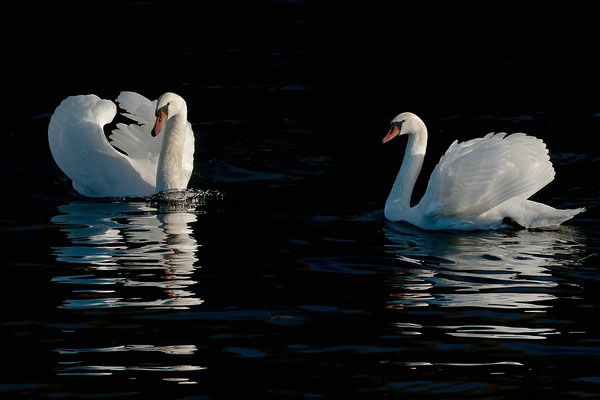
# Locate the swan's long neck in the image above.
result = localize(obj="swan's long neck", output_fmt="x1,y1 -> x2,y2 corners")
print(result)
156,107 -> 188,192
384,126 -> 427,218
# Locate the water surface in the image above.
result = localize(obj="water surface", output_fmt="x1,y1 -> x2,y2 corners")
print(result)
2,173 -> 598,398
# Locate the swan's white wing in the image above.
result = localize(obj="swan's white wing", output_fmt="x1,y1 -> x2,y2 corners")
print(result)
419,132 -> 555,218
48,95 -> 155,197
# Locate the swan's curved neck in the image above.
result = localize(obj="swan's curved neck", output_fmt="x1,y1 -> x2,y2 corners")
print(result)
156,106 -> 188,192
385,125 -> 428,218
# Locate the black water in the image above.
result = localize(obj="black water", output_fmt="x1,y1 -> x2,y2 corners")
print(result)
2,2 -> 600,398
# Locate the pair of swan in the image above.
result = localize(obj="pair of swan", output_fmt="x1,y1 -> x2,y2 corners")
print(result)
48,92 -> 584,230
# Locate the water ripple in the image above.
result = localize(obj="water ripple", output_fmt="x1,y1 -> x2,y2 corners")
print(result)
439,324 -> 555,340
51,201 -> 203,310
382,223 -> 585,311
55,344 -> 198,355
57,364 -> 205,376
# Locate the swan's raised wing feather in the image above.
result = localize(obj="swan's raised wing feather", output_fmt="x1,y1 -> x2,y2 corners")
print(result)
115,91 -> 156,125
420,132 -> 555,218
110,92 -> 163,160
109,92 -> 168,187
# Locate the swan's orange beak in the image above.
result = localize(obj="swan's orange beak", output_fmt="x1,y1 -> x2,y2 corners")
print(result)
382,125 -> 400,144
151,111 -> 167,137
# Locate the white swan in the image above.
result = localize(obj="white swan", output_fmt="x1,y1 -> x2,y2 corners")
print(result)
48,92 -> 194,197
383,112 -> 584,230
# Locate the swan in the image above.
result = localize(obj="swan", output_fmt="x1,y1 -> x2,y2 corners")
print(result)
383,112 -> 584,230
48,92 -> 194,197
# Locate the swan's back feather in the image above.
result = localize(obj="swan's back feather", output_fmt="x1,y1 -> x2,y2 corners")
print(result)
421,132 -> 555,218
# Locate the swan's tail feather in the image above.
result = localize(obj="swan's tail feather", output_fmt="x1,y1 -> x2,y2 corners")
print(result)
546,207 -> 586,227
527,206 -> 586,228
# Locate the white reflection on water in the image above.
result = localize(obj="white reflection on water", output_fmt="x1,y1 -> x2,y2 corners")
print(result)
56,344 -> 198,355
384,222 -> 585,339
57,364 -> 206,377
384,222 -> 584,309
51,201 -> 202,309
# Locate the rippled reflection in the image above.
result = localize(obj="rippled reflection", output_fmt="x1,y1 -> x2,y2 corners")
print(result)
384,222 -> 585,339
51,201 -> 202,310
56,344 -> 198,355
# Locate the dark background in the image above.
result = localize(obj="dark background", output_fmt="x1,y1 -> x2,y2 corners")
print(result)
3,2 -> 598,203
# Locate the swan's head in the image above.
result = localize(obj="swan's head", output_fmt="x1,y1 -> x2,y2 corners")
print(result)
151,92 -> 186,137
382,112 -> 424,144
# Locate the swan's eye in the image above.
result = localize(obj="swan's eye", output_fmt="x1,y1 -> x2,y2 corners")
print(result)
155,105 -> 169,118
393,121 -> 404,130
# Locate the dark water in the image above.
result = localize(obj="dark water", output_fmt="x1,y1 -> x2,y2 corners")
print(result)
2,2 -> 600,398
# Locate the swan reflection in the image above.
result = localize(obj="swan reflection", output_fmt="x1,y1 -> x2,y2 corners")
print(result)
51,201 -> 202,309
384,222 -> 584,310
384,222 -> 586,340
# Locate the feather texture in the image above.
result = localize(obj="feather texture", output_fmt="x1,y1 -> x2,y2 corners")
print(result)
422,132 -> 555,218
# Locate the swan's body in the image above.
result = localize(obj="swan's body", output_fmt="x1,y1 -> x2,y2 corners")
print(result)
383,112 -> 584,230
48,92 -> 194,197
